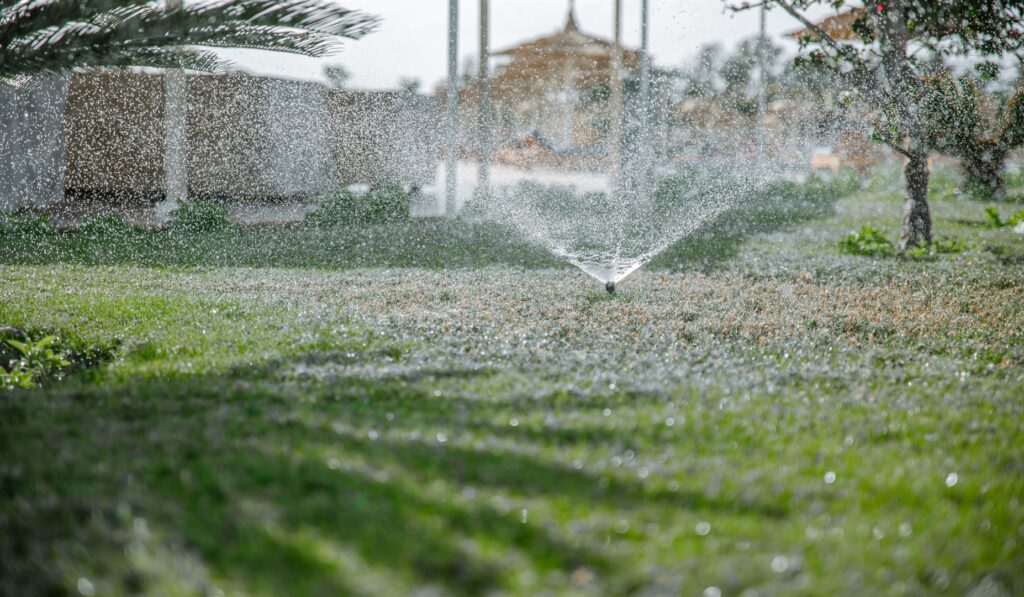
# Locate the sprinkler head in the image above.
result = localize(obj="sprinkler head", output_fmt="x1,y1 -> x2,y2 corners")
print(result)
605,281 -> 616,294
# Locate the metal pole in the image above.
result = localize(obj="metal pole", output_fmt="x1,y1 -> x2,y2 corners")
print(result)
158,0 -> 187,223
756,1 -> 768,159
639,0 -> 650,124
609,0 -> 623,189
639,0 -> 651,182
445,0 -> 459,215
477,0 -> 490,192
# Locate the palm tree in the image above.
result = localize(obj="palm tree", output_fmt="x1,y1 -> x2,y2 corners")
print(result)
0,0 -> 379,85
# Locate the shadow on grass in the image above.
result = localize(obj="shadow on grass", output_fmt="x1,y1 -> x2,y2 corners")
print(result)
1,362 -> 788,596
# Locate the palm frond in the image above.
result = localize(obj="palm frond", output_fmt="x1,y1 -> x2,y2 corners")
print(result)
0,0 -> 378,80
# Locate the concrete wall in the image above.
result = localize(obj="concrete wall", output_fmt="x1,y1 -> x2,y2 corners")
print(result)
329,90 -> 440,187
260,78 -> 336,197
186,74 -> 264,199
0,76 -> 69,211
64,71 -> 165,201
1,71 -> 441,212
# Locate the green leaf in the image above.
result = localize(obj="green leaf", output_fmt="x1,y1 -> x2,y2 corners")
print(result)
5,339 -> 29,356
35,335 -> 59,349
984,207 -> 1004,228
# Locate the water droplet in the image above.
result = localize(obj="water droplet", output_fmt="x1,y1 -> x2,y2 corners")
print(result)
614,519 -> 630,534
771,555 -> 789,573
899,523 -> 912,537
509,418 -> 519,427
695,521 -> 711,536
704,587 -> 722,597
945,472 -> 958,487
436,432 -> 447,443
824,471 -> 836,484
665,416 -> 675,426
77,578 -> 95,596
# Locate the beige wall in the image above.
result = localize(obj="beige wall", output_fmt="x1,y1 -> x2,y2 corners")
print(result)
64,71 -> 164,199
59,72 -> 439,202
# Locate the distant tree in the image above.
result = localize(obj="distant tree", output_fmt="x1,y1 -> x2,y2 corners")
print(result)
680,43 -> 725,98
729,0 -> 1024,249
720,36 -> 782,115
399,77 -> 422,95
0,0 -> 379,85
323,64 -> 351,89
925,74 -> 1024,200
460,57 -> 478,87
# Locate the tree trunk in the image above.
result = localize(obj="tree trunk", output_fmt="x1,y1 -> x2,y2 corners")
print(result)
901,143 -> 932,250
962,145 -> 1007,201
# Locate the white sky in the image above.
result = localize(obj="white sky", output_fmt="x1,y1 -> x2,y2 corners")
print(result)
219,0 -> 835,90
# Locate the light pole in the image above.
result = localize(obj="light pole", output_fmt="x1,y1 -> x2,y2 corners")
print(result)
158,0 -> 187,223
756,1 -> 768,159
638,0 -> 652,185
609,0 -> 623,190
445,0 -> 459,216
639,0 -> 650,127
477,0 -> 491,193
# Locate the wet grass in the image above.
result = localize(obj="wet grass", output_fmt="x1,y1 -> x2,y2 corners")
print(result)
2,182 -> 1024,596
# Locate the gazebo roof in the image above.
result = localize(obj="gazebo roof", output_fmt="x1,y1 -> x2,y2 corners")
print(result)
494,7 -> 639,61
788,8 -> 868,42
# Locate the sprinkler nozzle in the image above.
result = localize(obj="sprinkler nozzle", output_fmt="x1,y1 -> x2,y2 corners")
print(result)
605,281 -> 616,294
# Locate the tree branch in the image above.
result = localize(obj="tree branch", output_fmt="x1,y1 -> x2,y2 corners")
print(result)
756,1 -> 886,106
882,138 -> 912,159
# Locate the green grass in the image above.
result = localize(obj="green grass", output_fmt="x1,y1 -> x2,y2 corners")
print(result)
2,179 -> 1023,596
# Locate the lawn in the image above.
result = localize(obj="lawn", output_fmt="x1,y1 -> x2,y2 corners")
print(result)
2,175 -> 1023,596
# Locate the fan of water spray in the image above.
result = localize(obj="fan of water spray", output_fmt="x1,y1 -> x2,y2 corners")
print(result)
462,163 -> 774,291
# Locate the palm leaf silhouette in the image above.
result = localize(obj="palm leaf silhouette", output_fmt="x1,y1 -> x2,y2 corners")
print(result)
0,0 -> 379,84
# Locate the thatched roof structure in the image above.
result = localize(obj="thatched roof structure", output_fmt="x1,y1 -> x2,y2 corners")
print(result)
788,8 -> 868,42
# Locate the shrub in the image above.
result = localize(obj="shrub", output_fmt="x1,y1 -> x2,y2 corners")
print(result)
169,200 -> 231,233
906,237 -> 967,258
365,182 -> 412,223
306,184 -> 411,227
983,207 -> 1024,228
1,335 -> 70,390
839,226 -> 896,257
0,210 -> 53,238
80,215 -> 142,240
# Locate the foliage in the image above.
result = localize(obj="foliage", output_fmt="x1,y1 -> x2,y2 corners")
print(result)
1,335 -> 70,390
0,0 -> 379,85
923,74 -> 1024,200
984,207 -> 1024,229
730,0 -> 1024,246
306,184 -> 412,227
839,226 -> 896,257
168,200 -> 231,234
80,215 -> 141,239
904,237 -> 967,258
0,211 -> 53,238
